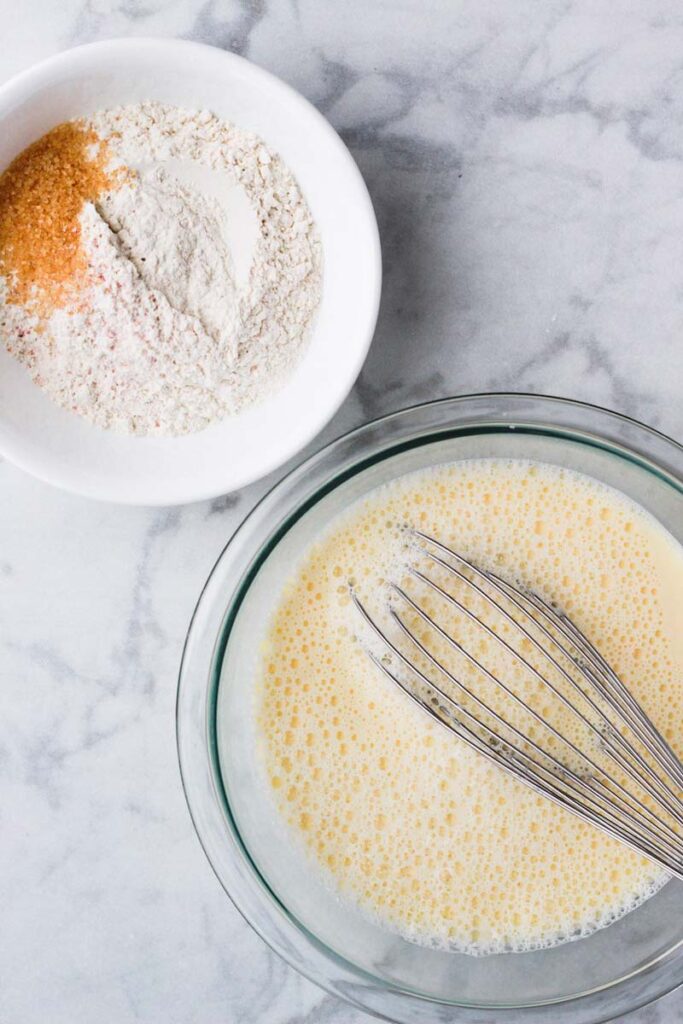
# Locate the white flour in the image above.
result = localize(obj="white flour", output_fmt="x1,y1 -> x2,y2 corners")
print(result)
0,102 -> 322,436
100,166 -> 242,357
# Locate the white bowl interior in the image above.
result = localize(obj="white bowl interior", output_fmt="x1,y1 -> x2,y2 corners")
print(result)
0,40 -> 380,504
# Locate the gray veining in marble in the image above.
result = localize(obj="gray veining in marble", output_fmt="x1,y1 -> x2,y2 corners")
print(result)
1,2 -> 683,1022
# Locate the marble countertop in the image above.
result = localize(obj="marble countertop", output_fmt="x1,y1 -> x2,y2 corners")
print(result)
2,2 -> 683,1022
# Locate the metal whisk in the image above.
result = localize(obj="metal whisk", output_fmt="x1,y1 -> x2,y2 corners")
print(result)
352,529 -> 683,879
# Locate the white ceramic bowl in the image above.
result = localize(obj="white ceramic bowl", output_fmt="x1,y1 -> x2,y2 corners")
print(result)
0,39 -> 381,505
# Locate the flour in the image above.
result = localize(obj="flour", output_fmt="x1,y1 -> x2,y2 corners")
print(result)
0,102 -> 322,436
99,167 -> 242,357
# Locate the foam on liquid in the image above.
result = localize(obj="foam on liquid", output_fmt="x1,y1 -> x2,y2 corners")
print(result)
256,460 -> 683,953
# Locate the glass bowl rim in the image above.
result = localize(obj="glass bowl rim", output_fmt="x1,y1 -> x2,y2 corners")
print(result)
177,392 -> 683,1024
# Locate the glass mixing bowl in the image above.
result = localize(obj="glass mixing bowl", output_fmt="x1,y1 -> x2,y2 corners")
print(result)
177,394 -> 683,1023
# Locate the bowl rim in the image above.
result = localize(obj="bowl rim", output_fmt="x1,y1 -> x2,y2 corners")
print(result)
177,393 -> 683,1023
0,37 -> 382,506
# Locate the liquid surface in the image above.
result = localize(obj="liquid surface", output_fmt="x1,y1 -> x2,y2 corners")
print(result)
256,460 -> 683,953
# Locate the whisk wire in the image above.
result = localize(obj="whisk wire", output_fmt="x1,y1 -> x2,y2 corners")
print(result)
555,607 -> 683,789
408,558 -> 683,831
359,602 -> 683,875
392,591 -> 683,853
514,580 -> 683,791
416,533 -> 683,822
355,592 -> 683,869
352,531 -> 683,880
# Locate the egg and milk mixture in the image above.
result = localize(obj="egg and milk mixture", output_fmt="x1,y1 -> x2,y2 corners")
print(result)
256,460 -> 683,953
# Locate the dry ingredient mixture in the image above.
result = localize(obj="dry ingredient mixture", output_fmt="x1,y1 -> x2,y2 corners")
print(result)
0,103 -> 322,435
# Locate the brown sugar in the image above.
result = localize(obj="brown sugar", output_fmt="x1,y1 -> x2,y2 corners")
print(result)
0,120 -> 118,314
